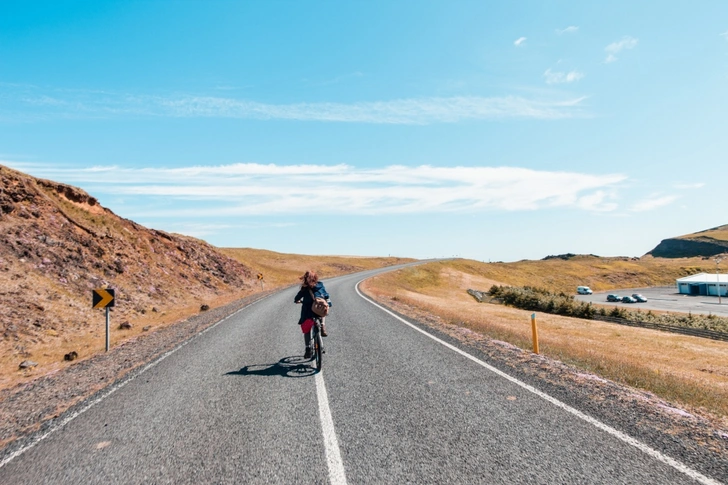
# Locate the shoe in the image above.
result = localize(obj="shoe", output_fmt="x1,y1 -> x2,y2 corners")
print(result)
304,347 -> 312,359
321,327 -> 328,337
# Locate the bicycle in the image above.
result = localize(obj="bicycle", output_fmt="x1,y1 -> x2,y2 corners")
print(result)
309,316 -> 324,371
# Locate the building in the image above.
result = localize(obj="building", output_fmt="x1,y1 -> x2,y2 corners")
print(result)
676,273 -> 728,296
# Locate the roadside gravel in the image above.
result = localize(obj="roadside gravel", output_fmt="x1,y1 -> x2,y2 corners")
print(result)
2,284 -> 727,483
363,293 -> 728,484
0,289 -> 275,456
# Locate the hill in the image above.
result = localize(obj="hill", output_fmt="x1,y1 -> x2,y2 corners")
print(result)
647,224 -> 728,258
395,255 -> 711,295
0,164 -> 255,387
219,247 -> 414,288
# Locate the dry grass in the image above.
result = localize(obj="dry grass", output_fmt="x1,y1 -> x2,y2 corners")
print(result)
439,255 -> 717,294
2,245 -> 410,391
362,260 -> 728,422
219,247 -> 414,288
678,225 -> 728,242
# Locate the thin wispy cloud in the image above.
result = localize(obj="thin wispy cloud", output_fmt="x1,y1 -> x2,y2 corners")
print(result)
514,37 -> 527,47
674,182 -> 705,189
8,162 -> 627,217
1,86 -> 588,124
604,36 -> 639,63
543,68 -> 584,84
556,26 -> 579,35
630,195 -> 678,212
721,31 -> 728,41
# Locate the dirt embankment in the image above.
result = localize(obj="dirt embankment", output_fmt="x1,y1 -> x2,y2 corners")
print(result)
0,164 -> 254,389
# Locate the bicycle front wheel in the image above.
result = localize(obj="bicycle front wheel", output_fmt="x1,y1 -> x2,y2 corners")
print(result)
314,331 -> 323,371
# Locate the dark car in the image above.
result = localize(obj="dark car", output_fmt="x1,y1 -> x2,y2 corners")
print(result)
606,294 -> 621,302
622,296 -> 637,303
632,293 -> 647,302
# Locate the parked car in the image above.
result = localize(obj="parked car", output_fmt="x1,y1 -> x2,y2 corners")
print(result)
622,296 -> 637,303
577,286 -> 593,295
606,294 -> 621,302
632,293 -> 647,302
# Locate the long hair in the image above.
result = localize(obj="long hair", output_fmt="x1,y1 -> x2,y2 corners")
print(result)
300,270 -> 319,289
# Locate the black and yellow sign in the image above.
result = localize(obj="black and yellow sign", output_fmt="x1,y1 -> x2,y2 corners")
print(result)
257,273 -> 264,280
92,288 -> 115,309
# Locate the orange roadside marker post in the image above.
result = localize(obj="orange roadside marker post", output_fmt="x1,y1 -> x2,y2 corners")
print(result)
531,313 -> 539,354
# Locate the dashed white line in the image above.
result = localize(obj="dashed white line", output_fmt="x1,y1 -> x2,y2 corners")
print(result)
315,371 -> 348,485
356,280 -> 722,485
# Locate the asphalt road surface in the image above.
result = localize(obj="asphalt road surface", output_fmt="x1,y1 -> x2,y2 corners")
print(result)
0,267 -> 721,484
575,286 -> 728,318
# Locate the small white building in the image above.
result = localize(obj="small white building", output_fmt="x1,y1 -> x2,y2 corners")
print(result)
676,273 -> 728,296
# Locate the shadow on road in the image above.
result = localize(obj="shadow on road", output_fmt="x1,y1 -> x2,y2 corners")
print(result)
225,356 -> 316,378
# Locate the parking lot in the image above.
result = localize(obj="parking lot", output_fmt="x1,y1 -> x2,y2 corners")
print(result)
575,286 -> 728,318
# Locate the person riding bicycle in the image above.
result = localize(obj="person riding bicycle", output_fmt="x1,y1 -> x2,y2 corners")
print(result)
294,270 -> 332,359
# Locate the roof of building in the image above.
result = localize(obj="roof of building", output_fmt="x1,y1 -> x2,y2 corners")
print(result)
676,273 -> 728,283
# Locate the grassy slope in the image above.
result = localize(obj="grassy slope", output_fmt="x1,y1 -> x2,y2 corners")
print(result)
362,258 -> 728,421
219,247 -> 414,288
437,255 -> 713,293
677,224 -> 728,242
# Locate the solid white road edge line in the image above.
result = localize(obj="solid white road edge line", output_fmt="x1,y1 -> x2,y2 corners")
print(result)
355,280 -> 722,485
315,371 -> 348,485
0,294 -> 274,470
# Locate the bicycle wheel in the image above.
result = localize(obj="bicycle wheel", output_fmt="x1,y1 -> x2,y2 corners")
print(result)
314,331 -> 323,370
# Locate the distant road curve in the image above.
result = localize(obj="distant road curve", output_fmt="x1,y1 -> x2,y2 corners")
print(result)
0,263 -> 722,484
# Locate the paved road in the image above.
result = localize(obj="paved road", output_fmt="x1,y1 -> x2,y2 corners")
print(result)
576,286 -> 728,318
0,267 -> 720,484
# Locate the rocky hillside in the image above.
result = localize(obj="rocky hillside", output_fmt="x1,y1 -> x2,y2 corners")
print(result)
0,165 -> 253,384
647,225 -> 728,258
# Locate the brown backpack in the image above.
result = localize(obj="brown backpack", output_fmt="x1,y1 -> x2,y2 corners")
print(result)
309,288 -> 330,317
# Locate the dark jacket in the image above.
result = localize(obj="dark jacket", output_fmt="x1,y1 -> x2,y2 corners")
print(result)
294,281 -> 331,324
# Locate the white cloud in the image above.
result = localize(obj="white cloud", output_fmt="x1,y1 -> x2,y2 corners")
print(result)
556,26 -> 579,35
543,68 -> 585,84
5,90 -> 589,124
8,162 -> 627,217
721,31 -> 728,40
514,37 -> 527,47
604,36 -> 639,63
674,182 -> 705,189
630,195 -> 678,212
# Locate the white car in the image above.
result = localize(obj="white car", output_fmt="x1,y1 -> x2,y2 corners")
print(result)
577,286 -> 593,295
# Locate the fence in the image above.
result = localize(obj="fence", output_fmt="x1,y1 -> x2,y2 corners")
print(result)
467,289 -> 728,342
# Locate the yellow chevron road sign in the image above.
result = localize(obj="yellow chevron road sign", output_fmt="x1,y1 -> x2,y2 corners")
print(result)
92,288 -> 115,309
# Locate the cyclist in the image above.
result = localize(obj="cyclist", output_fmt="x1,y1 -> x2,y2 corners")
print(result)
294,270 -> 332,359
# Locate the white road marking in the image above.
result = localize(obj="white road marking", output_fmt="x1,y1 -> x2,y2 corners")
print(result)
356,281 -> 722,485
0,294 -> 272,470
315,371 -> 348,485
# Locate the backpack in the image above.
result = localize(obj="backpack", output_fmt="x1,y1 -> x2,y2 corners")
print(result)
309,288 -> 330,317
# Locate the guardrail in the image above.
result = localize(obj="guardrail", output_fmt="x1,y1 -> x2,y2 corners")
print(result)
467,289 -> 728,342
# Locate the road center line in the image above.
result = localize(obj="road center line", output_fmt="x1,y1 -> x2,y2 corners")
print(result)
355,280 -> 721,485
315,372 -> 348,485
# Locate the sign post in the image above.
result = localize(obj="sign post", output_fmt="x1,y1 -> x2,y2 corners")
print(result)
93,288 -> 116,351
257,273 -> 264,290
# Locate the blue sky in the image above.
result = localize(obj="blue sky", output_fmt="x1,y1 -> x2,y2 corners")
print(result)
1,1 -> 727,261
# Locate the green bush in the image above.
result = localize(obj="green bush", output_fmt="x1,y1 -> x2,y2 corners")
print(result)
485,285 -> 728,333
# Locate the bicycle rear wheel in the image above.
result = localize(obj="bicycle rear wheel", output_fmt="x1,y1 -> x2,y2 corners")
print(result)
314,330 -> 323,371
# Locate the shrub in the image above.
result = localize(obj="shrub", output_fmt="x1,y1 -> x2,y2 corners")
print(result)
481,285 -> 728,333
